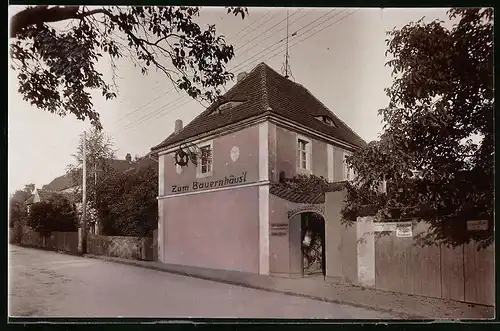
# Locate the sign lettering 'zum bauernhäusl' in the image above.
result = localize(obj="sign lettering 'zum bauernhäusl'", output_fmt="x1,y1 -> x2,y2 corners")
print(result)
171,172 -> 248,193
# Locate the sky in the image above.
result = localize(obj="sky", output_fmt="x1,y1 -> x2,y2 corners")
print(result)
8,6 -> 451,193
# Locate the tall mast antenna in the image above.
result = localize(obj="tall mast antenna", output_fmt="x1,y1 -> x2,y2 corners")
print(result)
281,9 -> 293,79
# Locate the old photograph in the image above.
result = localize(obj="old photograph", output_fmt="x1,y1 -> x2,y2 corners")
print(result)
8,6 -> 494,320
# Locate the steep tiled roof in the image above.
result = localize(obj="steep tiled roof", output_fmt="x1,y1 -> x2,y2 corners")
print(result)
37,189 -> 71,202
43,157 -> 151,193
152,62 -> 366,151
43,174 -> 73,192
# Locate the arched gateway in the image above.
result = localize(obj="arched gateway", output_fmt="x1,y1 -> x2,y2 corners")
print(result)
268,183 -> 342,279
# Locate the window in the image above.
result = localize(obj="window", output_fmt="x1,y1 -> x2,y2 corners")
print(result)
197,141 -> 213,178
314,115 -> 337,127
297,135 -> 311,172
214,101 -> 245,114
343,151 -> 355,181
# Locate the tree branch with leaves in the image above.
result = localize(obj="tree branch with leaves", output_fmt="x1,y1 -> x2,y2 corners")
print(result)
10,5 -> 248,130
342,8 -> 493,249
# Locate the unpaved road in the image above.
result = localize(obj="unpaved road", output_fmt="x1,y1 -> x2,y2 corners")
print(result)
9,245 -> 395,318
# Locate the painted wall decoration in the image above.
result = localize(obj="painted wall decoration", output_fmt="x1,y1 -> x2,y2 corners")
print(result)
287,205 -> 325,219
230,146 -> 240,162
171,171 -> 248,193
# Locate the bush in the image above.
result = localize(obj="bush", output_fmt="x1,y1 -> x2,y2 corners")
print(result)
9,200 -> 26,229
96,165 -> 157,237
27,194 -> 78,236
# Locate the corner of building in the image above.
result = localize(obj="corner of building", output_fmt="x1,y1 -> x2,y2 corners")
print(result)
258,121 -> 270,275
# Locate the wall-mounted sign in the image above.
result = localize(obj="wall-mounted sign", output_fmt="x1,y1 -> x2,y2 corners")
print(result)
171,172 -> 247,193
270,223 -> 288,237
373,222 -> 398,232
467,220 -> 488,231
230,146 -> 240,162
287,205 -> 325,219
396,223 -> 413,238
271,223 -> 288,230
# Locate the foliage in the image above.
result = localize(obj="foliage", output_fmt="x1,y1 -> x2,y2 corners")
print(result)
9,184 -> 34,242
10,5 -> 248,129
66,127 -> 117,205
9,200 -> 26,229
27,194 -> 78,236
95,163 -> 158,237
279,174 -> 334,195
342,8 -> 493,248
11,183 -> 35,204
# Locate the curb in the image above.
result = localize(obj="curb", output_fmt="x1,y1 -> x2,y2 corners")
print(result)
84,255 -> 424,320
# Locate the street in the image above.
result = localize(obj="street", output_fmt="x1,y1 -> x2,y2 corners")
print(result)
9,245 -> 394,318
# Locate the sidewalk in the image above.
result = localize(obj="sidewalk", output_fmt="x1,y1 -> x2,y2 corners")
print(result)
85,255 -> 494,320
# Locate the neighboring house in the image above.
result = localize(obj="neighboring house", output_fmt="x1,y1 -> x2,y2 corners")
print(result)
25,188 -> 74,214
26,153 -> 156,234
150,62 -> 366,276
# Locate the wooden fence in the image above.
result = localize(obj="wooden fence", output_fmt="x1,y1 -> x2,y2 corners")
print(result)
12,227 -> 155,262
18,228 -> 79,254
374,221 -> 494,306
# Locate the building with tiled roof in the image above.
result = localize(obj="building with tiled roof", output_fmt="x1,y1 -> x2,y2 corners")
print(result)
151,62 -> 365,278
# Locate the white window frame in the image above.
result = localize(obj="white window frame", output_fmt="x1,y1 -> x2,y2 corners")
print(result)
196,140 -> 213,178
343,151 -> 355,181
296,135 -> 312,173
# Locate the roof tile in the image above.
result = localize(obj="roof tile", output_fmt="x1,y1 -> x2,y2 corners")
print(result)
152,62 -> 366,151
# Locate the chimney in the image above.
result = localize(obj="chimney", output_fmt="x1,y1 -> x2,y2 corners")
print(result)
125,153 -> 132,163
174,119 -> 183,134
237,72 -> 248,83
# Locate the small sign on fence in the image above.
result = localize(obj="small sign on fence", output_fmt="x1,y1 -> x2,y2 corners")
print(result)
373,222 -> 398,232
396,223 -> 413,238
467,220 -> 488,231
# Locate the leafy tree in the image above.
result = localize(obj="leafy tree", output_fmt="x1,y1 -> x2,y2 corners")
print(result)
10,5 -> 248,129
10,183 -> 36,204
27,195 -> 78,236
342,8 -> 493,248
9,200 -> 26,229
95,164 -> 157,237
67,127 -> 116,205
9,183 -> 35,243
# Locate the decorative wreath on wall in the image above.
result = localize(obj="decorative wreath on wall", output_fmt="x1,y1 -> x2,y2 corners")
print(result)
173,142 -> 201,167
174,149 -> 189,167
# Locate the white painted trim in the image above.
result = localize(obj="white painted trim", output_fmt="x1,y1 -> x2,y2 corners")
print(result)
196,140 -> 213,179
158,202 -> 164,263
327,144 -> 334,182
155,113 -> 360,156
258,185 -> 270,275
157,180 -> 271,200
158,154 -> 165,196
296,134 -> 312,173
259,121 -> 269,181
342,151 -> 353,181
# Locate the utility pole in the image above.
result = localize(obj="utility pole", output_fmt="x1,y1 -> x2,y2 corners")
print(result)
81,131 -> 88,254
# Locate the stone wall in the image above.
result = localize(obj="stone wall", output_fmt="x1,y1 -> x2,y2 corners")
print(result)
87,234 -> 154,261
